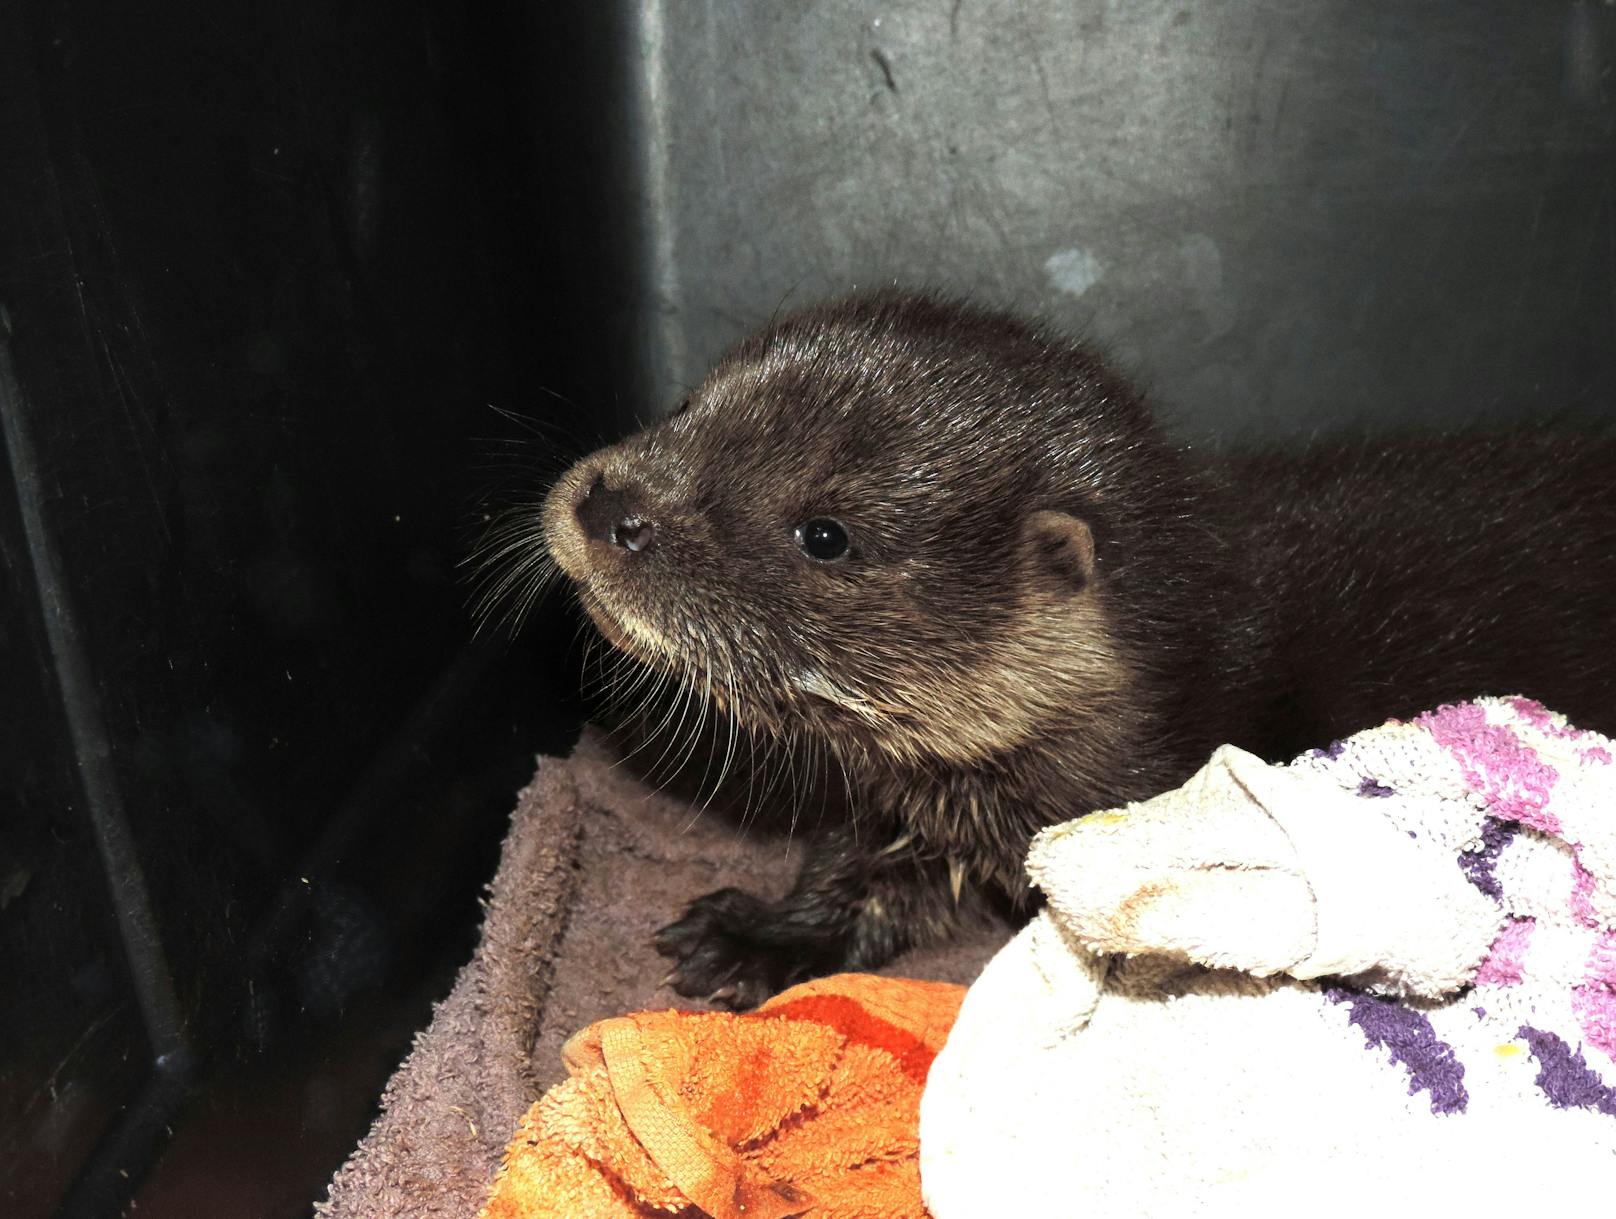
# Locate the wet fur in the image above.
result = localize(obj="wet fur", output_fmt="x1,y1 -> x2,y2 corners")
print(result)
537,291 -> 1616,1009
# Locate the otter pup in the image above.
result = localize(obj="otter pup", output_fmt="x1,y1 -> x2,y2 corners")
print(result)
539,291 -> 1616,1009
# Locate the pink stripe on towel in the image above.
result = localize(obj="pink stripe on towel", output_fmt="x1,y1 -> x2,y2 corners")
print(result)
1419,702 -> 1561,835
1475,918 -> 1535,987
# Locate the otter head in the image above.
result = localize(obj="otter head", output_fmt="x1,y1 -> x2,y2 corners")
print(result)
542,292 -> 1169,771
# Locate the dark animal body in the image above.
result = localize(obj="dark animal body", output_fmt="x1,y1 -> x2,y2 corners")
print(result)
537,291 -> 1616,1009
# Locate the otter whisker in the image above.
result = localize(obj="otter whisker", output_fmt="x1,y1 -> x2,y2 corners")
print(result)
743,724 -> 787,835
604,650 -> 658,721
461,505 -> 543,574
801,730 -> 825,838
636,660 -> 678,728
578,630 -> 603,695
714,661 -> 743,807
611,664 -> 682,770
738,713 -> 763,830
628,664 -> 672,728
581,631 -> 628,705
639,670 -> 699,789
465,542 -> 537,625
483,398 -> 599,452
565,607 -> 600,660
590,634 -> 649,712
508,555 -> 564,633
482,556 -> 561,638
676,668 -> 719,830
462,508 -> 567,638
776,723 -> 807,847
685,657 -> 742,825
829,737 -> 858,836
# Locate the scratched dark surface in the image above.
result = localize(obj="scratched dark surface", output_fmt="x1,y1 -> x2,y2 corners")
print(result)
635,2 -> 1616,435
2,2 -> 1614,1217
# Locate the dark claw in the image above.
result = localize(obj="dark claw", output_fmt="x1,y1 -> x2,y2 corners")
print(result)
651,913 -> 705,960
652,887 -> 807,1010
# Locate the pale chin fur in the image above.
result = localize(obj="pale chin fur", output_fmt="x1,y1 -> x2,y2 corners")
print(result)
791,667 -> 891,724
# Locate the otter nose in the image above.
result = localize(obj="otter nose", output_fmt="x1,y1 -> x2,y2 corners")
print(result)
575,473 -> 657,553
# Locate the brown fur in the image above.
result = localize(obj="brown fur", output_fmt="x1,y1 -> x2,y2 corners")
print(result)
534,290 -> 1616,1008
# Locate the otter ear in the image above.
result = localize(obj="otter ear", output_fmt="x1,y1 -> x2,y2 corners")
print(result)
1022,509 -> 1096,591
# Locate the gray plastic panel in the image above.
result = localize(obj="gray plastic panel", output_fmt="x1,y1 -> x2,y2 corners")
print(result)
612,1 -> 1615,436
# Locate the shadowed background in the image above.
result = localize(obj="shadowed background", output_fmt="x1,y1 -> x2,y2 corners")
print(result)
2,2 -> 1612,1215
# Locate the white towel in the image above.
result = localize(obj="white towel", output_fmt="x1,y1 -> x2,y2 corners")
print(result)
919,698 -> 1616,1217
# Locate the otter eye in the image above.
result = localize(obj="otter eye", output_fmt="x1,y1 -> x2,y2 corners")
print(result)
670,396 -> 692,417
796,518 -> 849,562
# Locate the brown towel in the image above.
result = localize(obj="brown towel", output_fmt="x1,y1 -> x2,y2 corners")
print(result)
317,730 -> 1008,1218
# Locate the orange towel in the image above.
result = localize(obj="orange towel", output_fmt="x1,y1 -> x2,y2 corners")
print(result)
478,974 -> 965,1219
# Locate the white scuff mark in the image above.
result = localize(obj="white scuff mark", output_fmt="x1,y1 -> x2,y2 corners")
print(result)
1179,232 -> 1238,340
1044,246 -> 1105,298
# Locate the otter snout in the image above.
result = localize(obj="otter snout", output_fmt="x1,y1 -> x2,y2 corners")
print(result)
576,473 -> 657,553
539,448 -> 685,662
541,451 -> 669,582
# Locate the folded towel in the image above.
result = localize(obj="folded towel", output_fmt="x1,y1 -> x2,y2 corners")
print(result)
481,974 -> 963,1219
317,729 -> 1006,1218
920,697 -> 1616,1217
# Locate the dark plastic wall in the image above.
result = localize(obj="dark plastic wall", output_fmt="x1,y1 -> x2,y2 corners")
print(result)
1,3 -> 602,1214
636,2 -> 1616,435
3,2 -> 1613,1216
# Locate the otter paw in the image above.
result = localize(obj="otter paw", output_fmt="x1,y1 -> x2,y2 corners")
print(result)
653,888 -> 808,1010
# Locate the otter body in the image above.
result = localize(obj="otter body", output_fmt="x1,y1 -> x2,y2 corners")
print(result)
540,292 -> 1616,1008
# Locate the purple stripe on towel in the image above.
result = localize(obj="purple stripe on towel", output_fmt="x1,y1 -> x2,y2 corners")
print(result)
1516,1026 -> 1616,1118
1458,818 -> 1519,901
1328,987 -> 1468,1114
